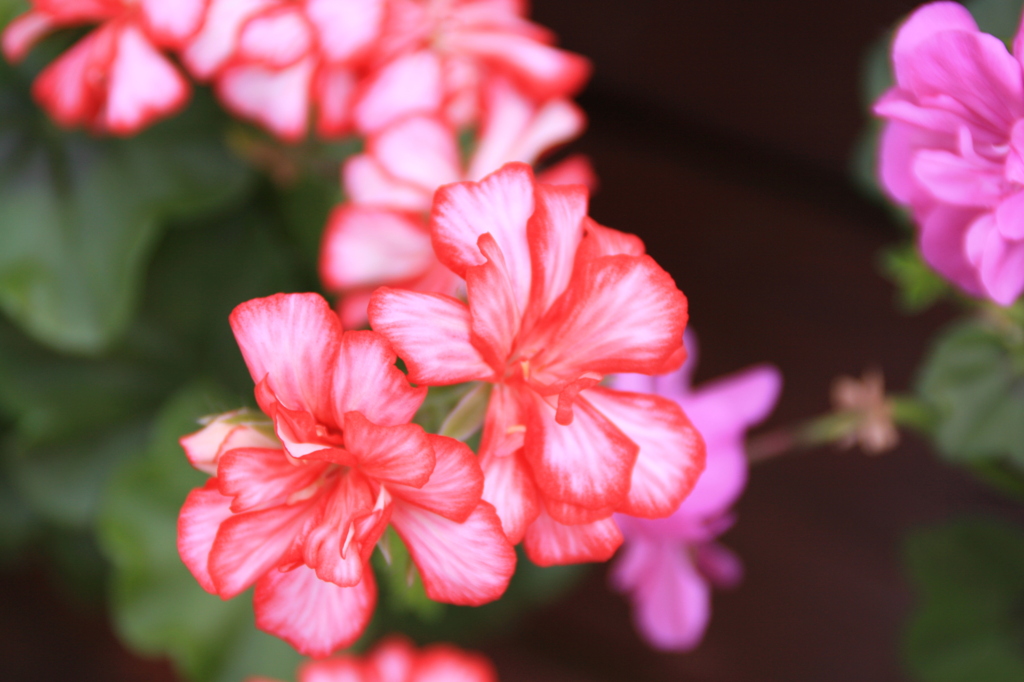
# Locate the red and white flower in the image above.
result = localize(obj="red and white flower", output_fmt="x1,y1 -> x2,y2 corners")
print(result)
368,163 -> 705,566
321,77 -> 592,328
2,0 -> 207,134
352,0 -> 590,133
182,0 -> 386,141
252,635 -> 496,682
177,293 -> 515,657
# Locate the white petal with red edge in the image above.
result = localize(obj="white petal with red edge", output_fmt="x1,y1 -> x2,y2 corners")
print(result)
255,564 -> 376,658
331,330 -> 427,427
180,413 -> 279,475
301,472 -> 376,587
537,154 -> 597,189
306,0 -> 384,64
231,293 -> 342,424
371,116 -> 461,193
431,164 -> 535,313
320,206 -> 434,290
390,501 -> 515,605
342,412 -> 434,488
576,218 -> 645,259
353,50 -> 442,133
236,6 -> 314,68
586,387 -> 705,519
300,658 -> 364,682
364,636 -> 415,680
177,481 -> 234,594
32,26 -> 109,129
447,30 -> 590,99
522,391 -> 637,510
479,382 -> 526,459
343,154 -> 432,211
368,289 -> 495,385
528,254 -> 687,381
465,233 -> 522,369
470,79 -> 584,180
217,447 -> 326,513
523,509 -> 622,566
523,183 -> 587,324
141,0 -> 207,46
217,57 -> 314,142
480,450 -> 539,544
182,0 -> 275,79
387,435 -> 483,523
315,64 -> 356,137
104,24 -> 190,135
2,10 -> 57,62
209,500 -> 314,598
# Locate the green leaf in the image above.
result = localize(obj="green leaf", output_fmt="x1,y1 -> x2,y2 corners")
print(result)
98,384 -> 302,682
881,243 -> 952,313
0,57 -> 252,354
904,518 -> 1024,682
917,320 -> 1024,466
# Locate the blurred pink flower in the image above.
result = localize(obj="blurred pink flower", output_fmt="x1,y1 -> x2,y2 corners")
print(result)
2,0 -> 206,134
610,336 -> 781,651
251,635 -> 496,682
874,1 -> 1024,306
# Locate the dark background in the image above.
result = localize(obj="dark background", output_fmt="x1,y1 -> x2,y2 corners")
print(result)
4,1 -> 1018,680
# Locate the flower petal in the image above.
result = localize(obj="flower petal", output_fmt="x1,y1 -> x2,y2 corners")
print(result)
254,564 -> 376,658
342,411 -> 434,488
353,50 -> 443,133
216,57 -> 314,142
523,509 -> 622,566
209,499 -> 314,598
217,447 -> 326,513
586,387 -> 706,519
331,330 -> 427,427
522,390 -> 638,510
629,543 -> 710,651
177,481 -> 235,594
390,500 -> 516,605
523,182 -> 587,327
299,657 -> 365,682
527,254 -> 687,381
343,153 -> 432,211
320,206 -> 435,291
231,293 -> 342,424
140,0 -> 208,46
103,24 -> 190,134
430,163 -> 535,315
32,25 -> 113,130
368,289 -> 494,385
301,472 -> 377,587
479,449 -> 539,543
2,10 -> 58,62
466,233 -> 523,369
315,64 -> 357,137
414,645 -> 498,682
236,6 -> 314,68
306,0 -> 384,64
388,435 -> 483,523
183,0 -> 275,79
919,204 -> 987,297
370,115 -> 461,195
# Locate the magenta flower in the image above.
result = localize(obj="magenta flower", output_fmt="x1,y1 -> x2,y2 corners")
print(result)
610,338 -> 781,651
177,293 -> 515,657
874,1 -> 1024,305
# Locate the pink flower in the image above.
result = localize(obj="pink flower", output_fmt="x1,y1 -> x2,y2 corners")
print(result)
610,337 -> 781,651
2,0 -> 207,134
177,293 -> 515,657
874,1 -> 1024,305
369,163 -> 704,567
181,0 -> 386,141
352,0 -> 590,134
320,77 -> 594,328
250,635 -> 497,682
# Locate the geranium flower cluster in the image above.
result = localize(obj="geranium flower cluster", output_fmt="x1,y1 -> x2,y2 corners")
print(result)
875,1 -> 1024,306
178,161 -> 704,657
2,0 -> 589,140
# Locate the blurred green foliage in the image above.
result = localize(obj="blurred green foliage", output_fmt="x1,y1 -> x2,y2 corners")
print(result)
905,518 -> 1024,682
